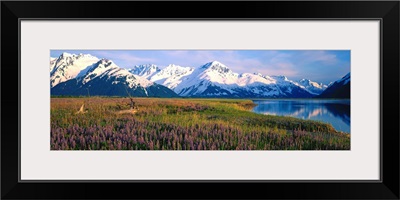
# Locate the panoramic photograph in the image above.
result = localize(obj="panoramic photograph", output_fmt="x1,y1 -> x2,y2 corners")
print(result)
50,50 -> 350,150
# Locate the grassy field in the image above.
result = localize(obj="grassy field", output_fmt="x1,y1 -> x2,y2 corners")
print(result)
51,97 -> 350,150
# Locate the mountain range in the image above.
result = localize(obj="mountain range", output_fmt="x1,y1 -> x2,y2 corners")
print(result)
50,53 -> 177,97
50,53 -> 350,98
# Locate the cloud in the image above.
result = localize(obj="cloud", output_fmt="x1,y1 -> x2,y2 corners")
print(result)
238,51 -> 298,76
297,51 -> 338,65
117,53 -> 157,64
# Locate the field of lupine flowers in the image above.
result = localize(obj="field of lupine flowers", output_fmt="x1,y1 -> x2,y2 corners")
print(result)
51,97 -> 350,150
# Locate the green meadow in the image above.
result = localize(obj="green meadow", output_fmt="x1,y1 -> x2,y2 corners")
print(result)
51,97 -> 350,150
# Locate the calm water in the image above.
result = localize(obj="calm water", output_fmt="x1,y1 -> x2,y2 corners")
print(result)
252,99 -> 350,133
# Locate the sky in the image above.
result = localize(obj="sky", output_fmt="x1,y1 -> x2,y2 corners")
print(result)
51,50 -> 350,85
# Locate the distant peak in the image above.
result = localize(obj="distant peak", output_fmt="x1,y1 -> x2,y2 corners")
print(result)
210,60 -> 223,65
200,61 -> 232,74
149,64 -> 158,68
97,58 -> 114,67
129,64 -> 161,77
60,52 -> 73,58
299,79 -> 312,84
133,64 -> 158,69
59,52 -> 98,60
165,64 -> 182,68
273,75 -> 289,81
100,58 -> 111,63
77,53 -> 96,58
201,61 -> 228,69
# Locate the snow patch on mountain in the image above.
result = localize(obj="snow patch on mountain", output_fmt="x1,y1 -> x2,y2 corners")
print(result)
80,59 -> 118,84
129,64 -> 161,79
173,61 -> 238,94
50,53 -> 100,87
149,64 -> 195,89
109,68 -> 153,88
297,79 -> 328,95
78,59 -> 153,88
111,59 -> 327,98
171,61 -> 314,98
236,73 -> 276,86
50,57 -> 57,71
337,72 -> 350,85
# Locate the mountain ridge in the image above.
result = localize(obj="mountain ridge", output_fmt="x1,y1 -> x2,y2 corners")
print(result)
50,52 -> 348,98
132,61 -> 326,98
317,73 -> 350,98
50,54 -> 178,97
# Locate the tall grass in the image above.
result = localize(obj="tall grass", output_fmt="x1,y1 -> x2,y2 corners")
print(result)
51,97 -> 350,150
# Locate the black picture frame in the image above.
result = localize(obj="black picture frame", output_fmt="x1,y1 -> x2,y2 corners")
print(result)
1,1 -> 399,199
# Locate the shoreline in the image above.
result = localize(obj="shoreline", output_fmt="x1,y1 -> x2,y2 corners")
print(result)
250,99 -> 350,134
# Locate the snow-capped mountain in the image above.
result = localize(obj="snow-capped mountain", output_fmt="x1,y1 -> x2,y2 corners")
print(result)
297,79 -> 328,95
77,59 -> 153,88
318,73 -> 350,98
50,57 -> 57,71
163,61 -> 314,98
131,61 -> 324,98
50,53 -> 100,87
149,64 -> 195,89
129,64 -> 161,79
50,53 -> 340,98
129,64 -> 195,90
50,54 -> 177,97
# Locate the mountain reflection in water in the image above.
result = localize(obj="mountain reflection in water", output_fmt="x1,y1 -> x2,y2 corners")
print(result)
252,99 -> 350,133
